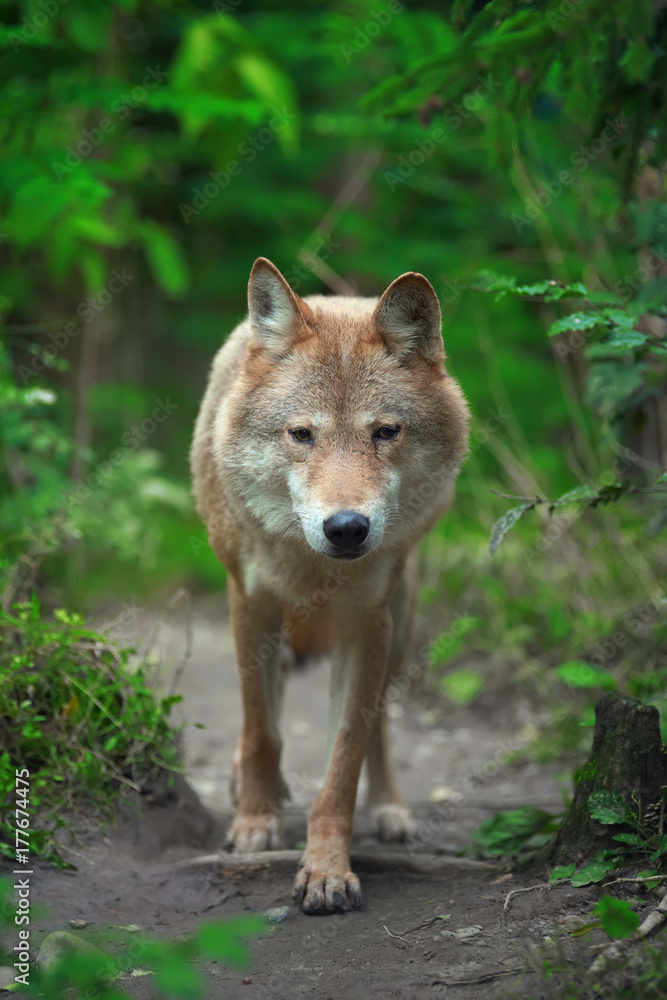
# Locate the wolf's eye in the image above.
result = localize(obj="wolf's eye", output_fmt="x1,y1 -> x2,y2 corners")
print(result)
291,428 -> 313,443
374,425 -> 400,441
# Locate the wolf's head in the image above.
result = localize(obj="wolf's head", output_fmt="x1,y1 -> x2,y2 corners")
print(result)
218,258 -> 469,561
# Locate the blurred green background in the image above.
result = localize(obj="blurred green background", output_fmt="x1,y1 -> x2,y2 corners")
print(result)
1,0 -> 667,750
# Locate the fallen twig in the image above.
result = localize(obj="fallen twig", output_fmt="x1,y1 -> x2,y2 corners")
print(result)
601,875 -> 667,889
503,881 -> 556,914
383,925 -> 409,946
398,914 -> 452,935
432,967 -> 526,986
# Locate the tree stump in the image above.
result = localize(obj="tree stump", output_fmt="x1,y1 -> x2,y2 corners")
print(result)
547,693 -> 667,865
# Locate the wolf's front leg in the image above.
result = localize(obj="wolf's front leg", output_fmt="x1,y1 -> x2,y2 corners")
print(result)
226,577 -> 290,852
293,608 -> 393,913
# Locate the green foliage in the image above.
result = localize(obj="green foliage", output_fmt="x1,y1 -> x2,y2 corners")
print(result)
556,662 -> 617,691
440,667 -> 483,705
568,858 -> 616,886
0,597 -> 183,864
593,895 -> 640,939
473,806 -> 559,858
0,878 -> 267,998
365,1 -> 667,197
589,790 -> 628,824
546,786 -> 667,890
481,271 -> 667,555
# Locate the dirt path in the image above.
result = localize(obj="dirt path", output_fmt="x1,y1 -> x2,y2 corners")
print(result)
5,601 -> 647,999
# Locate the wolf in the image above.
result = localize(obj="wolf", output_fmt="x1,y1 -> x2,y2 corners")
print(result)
191,258 -> 470,914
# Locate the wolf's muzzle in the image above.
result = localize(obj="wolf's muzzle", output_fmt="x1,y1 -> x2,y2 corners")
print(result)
323,510 -> 370,554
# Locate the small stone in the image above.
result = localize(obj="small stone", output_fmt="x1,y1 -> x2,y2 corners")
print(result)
452,925 -> 482,941
264,906 -> 292,923
430,785 -> 456,803
37,932 -> 107,970
69,919 -> 88,929
242,977 -> 253,985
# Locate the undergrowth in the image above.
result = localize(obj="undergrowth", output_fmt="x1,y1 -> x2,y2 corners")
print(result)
0,596 -> 183,866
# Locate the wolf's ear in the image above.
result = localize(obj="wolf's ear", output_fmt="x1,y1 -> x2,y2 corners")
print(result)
248,258 -> 311,354
372,272 -> 444,364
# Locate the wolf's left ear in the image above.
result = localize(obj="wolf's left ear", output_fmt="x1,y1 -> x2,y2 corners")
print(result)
371,272 -> 444,364
248,257 -> 312,354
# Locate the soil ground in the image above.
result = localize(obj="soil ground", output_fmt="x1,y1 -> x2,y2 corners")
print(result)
2,600 -> 656,999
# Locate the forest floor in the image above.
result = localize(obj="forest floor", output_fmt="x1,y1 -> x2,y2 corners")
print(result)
4,599 -> 656,999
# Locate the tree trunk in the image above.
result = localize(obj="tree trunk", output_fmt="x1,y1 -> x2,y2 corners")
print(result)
547,693 -> 667,865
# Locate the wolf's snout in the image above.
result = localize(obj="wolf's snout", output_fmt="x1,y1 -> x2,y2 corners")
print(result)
323,511 -> 370,551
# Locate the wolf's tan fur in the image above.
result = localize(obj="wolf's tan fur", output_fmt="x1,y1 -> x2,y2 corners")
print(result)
191,259 -> 469,913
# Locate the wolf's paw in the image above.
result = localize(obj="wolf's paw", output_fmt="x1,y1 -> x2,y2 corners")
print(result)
225,813 -> 284,852
292,861 -> 361,915
369,803 -> 417,843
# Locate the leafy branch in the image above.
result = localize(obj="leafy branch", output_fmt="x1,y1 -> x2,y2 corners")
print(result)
490,477 -> 667,555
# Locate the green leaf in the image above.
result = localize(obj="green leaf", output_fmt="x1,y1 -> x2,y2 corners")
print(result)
556,661 -> 617,691
473,807 -> 557,857
620,39 -> 654,85
585,362 -> 645,421
612,833 -> 641,846
549,485 -> 598,508
80,248 -> 107,296
636,869 -> 663,890
549,864 -> 576,882
588,790 -> 627,825
71,217 -> 126,248
429,616 -> 479,665
586,329 -> 649,360
5,177 -> 71,247
442,668 -> 483,705
571,860 -> 615,886
139,222 -> 189,298
234,54 -> 299,155
547,312 -> 601,338
196,916 -> 267,966
154,955 -> 205,1000
570,921 -> 602,937
651,834 -> 667,861
593,895 -> 640,939
489,503 -> 533,556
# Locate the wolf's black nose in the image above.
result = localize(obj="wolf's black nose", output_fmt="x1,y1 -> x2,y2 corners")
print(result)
323,511 -> 370,550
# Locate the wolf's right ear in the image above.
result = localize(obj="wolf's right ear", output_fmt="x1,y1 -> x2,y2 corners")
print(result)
248,258 -> 312,354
